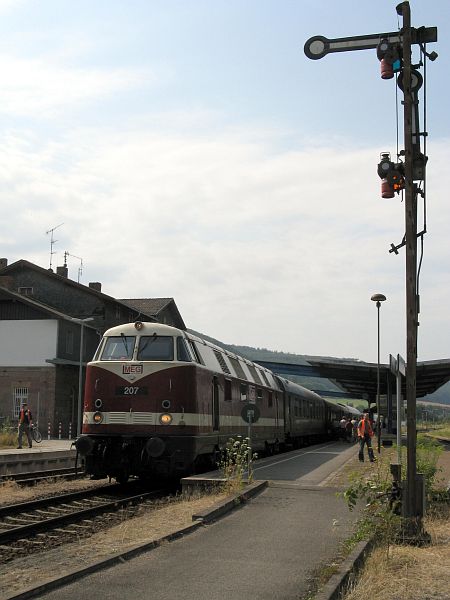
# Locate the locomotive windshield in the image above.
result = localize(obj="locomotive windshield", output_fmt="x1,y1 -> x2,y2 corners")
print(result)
101,335 -> 135,360
137,335 -> 174,361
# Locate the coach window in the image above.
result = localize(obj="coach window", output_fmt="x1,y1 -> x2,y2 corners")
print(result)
268,392 -> 273,408
101,336 -> 135,360
240,383 -> 247,401
257,388 -> 263,401
225,379 -> 232,401
137,336 -> 174,361
176,337 -> 192,362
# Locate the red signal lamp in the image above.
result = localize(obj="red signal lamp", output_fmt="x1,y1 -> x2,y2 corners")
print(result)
377,152 -> 405,198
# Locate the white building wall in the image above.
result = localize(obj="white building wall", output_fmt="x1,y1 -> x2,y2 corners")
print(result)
0,320 -> 58,367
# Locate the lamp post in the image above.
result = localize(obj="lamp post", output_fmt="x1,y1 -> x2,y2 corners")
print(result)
371,293 -> 386,453
72,317 -> 94,437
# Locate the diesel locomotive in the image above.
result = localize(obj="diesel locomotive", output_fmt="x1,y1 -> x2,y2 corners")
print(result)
75,321 -> 359,483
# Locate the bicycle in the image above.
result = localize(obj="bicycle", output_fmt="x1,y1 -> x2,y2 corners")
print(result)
31,424 -> 42,443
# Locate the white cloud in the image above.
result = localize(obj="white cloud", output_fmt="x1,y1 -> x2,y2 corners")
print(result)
0,55 -> 161,117
1,123 -> 449,362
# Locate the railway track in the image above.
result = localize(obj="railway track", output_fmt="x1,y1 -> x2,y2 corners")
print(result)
0,483 -> 171,563
0,467 -> 85,486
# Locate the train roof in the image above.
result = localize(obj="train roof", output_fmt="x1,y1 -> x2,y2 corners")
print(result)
104,321 -> 182,337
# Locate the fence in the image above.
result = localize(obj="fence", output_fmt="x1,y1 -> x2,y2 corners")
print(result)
46,422 -> 76,440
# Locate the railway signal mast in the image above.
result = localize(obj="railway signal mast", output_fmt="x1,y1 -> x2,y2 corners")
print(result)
304,2 -> 437,538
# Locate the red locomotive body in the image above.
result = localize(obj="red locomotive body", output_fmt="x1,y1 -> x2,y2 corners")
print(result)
75,321 -> 358,483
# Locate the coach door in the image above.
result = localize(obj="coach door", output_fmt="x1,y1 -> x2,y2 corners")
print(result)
212,376 -> 220,431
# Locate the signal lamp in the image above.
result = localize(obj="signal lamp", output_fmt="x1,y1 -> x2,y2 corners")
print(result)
377,153 -> 405,198
377,38 -> 401,80
380,58 -> 394,80
159,413 -> 173,425
93,411 -> 104,424
134,321 -> 144,331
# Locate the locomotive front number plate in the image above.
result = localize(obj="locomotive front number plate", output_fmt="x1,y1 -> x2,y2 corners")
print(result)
115,386 -> 148,396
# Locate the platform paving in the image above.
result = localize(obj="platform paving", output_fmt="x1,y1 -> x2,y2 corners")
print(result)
0,439 -> 77,476
39,442 -> 359,600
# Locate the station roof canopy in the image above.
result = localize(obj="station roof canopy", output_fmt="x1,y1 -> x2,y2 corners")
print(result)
255,358 -> 450,404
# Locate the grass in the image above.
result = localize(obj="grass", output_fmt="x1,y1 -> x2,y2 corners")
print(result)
427,424 -> 450,439
335,437 -> 450,600
341,504 -> 450,600
0,428 -> 17,449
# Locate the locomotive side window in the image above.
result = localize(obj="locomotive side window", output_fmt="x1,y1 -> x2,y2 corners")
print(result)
240,383 -> 247,401
228,356 -> 248,380
101,336 -> 135,360
137,336 -> 174,361
187,340 -> 204,365
176,337 -> 192,362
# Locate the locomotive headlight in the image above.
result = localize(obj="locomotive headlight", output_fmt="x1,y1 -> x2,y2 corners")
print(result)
93,411 -> 104,424
159,413 -> 173,425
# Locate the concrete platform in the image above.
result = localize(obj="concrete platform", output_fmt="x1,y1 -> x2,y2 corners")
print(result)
0,439 -> 77,476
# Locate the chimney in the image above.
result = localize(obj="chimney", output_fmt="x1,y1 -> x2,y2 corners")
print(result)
56,265 -> 68,278
89,282 -> 102,293
0,258 -> 8,270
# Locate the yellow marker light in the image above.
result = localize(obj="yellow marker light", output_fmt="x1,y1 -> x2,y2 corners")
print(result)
93,411 -> 104,424
159,413 -> 173,425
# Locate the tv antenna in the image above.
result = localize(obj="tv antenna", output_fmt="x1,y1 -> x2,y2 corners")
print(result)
45,223 -> 64,271
64,251 -> 84,283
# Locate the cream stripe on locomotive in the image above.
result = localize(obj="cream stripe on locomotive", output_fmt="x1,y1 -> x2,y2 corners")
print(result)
83,411 -> 284,427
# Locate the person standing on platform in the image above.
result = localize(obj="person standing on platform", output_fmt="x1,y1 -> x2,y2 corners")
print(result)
17,402 -> 33,449
357,412 -> 375,462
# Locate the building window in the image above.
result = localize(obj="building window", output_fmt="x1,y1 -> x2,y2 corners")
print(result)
18,287 -> 33,296
13,387 -> 28,418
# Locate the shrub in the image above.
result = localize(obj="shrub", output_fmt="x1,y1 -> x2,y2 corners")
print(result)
218,436 -> 257,493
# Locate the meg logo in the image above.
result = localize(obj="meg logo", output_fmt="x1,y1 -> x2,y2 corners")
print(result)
123,364 -> 143,374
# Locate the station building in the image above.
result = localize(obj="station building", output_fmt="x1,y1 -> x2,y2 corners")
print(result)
0,258 -> 185,435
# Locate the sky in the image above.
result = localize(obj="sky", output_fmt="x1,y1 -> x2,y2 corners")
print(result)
0,0 -> 449,364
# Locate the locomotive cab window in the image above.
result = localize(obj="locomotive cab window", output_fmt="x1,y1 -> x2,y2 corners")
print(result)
137,335 -> 174,361
176,337 -> 192,362
101,336 -> 135,361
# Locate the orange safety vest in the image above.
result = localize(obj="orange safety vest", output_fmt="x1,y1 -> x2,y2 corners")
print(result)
19,409 -> 32,425
357,418 -> 373,438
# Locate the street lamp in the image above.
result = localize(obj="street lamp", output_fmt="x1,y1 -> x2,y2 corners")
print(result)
371,293 -> 386,453
72,317 -> 94,436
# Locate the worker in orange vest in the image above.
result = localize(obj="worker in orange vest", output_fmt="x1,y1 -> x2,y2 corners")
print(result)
17,402 -> 33,449
357,412 -> 375,462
